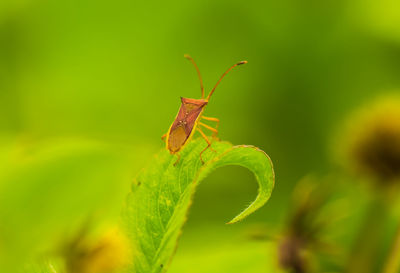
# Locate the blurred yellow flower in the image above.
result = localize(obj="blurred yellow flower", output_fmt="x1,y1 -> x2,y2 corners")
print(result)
64,227 -> 130,273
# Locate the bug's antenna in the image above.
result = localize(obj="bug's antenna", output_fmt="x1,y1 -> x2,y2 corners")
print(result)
184,54 -> 205,98
207,60 -> 247,101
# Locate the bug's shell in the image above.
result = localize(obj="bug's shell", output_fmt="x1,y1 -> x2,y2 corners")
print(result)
166,97 -> 208,153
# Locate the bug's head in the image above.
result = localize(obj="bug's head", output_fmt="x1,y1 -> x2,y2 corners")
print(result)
184,54 -> 247,101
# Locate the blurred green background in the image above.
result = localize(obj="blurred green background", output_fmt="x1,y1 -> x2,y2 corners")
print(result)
1,0 -> 400,272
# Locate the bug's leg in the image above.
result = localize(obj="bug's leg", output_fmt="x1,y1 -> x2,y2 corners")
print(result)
173,153 -> 181,166
201,116 -> 220,139
198,122 -> 218,133
198,122 -> 219,140
197,127 -> 215,164
201,116 -> 220,126
161,133 -> 167,142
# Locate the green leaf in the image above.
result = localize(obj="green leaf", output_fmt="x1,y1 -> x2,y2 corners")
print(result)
122,138 -> 275,273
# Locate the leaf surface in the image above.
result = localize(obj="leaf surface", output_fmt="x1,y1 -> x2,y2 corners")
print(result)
122,139 -> 275,273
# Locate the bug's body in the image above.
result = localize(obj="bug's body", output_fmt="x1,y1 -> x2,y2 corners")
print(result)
163,55 -> 247,164
166,98 -> 207,153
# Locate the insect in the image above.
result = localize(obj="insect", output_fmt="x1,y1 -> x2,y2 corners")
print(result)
162,54 -> 247,165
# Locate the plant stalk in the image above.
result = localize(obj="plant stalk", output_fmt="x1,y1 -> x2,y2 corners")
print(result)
382,222 -> 400,273
346,195 -> 388,273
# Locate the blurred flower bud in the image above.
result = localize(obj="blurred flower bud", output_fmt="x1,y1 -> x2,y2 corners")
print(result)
341,96 -> 400,185
278,235 -> 308,273
278,176 -> 341,273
